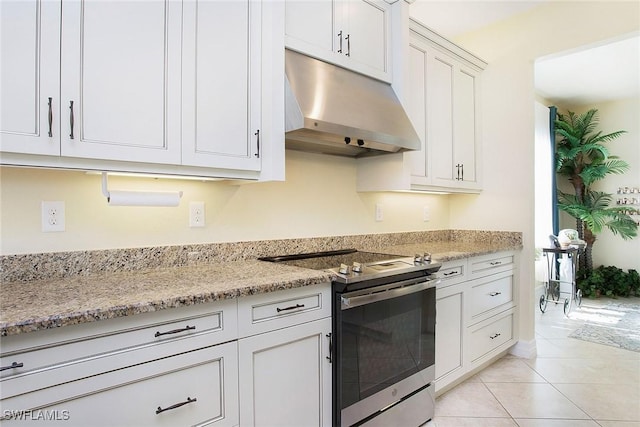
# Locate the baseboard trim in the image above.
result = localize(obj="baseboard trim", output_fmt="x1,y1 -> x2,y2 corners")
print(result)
509,338 -> 537,359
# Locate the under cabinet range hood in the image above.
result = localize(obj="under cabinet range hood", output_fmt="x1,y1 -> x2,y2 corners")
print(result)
284,50 -> 420,158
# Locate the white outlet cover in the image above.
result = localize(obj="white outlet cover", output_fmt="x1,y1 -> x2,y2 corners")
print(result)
42,201 -> 65,232
189,201 -> 205,228
375,203 -> 383,222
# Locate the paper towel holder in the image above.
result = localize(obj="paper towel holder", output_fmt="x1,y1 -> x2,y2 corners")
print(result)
101,172 -> 183,207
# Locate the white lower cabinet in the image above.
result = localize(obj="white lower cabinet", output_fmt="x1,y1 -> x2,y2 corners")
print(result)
434,252 -> 519,394
1,342 -> 239,427
435,282 -> 464,383
468,311 -> 514,363
238,317 -> 332,427
237,283 -> 332,427
1,283 -> 333,426
0,300 -> 239,426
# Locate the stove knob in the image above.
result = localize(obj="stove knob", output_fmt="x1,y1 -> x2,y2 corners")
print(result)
339,263 -> 351,275
423,252 -> 432,263
352,262 -> 362,273
414,254 -> 423,264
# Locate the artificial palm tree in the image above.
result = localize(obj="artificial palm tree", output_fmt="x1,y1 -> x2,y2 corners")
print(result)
555,108 -> 637,274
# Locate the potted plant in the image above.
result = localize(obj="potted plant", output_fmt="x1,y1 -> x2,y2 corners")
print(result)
554,108 -> 638,275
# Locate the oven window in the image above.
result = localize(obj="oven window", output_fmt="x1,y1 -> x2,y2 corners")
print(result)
339,287 -> 435,409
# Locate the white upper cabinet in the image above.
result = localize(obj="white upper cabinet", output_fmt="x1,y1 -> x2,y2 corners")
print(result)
181,0 -> 261,171
427,51 -> 480,190
285,0 -> 391,82
1,0 -> 284,181
0,0 -> 60,156
357,19 -> 486,193
60,0 -> 182,164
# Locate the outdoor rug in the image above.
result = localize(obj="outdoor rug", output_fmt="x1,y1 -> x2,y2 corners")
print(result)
569,300 -> 640,352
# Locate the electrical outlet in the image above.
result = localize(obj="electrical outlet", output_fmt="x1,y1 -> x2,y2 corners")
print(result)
189,201 -> 205,228
423,206 -> 430,222
42,201 -> 65,232
375,203 -> 383,222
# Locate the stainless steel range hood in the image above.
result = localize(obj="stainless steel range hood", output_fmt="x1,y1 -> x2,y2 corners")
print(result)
284,50 -> 420,158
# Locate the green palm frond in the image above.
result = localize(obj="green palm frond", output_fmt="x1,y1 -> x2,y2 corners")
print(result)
557,190 -> 638,239
579,158 -> 629,186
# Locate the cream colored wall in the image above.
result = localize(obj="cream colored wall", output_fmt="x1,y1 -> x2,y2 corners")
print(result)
448,1 -> 640,344
0,150 -> 451,255
557,98 -> 640,271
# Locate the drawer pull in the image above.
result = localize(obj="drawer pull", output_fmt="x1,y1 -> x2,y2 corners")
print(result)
156,397 -> 197,415
0,361 -> 24,372
489,261 -> 502,266
444,270 -> 459,276
489,333 -> 501,340
276,303 -> 305,313
489,292 -> 502,297
154,325 -> 196,338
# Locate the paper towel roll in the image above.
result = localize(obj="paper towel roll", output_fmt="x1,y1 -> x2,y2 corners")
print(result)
107,190 -> 182,207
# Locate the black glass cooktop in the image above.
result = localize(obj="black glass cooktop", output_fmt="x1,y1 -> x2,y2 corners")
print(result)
260,249 -> 440,285
260,249 -> 404,270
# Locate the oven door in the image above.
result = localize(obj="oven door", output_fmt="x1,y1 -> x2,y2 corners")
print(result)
336,277 -> 436,426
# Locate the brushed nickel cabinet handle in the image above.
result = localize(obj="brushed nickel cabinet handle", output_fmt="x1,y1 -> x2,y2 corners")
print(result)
337,30 -> 343,53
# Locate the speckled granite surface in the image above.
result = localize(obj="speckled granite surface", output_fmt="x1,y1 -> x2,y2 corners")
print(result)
0,230 -> 522,336
0,261 -> 333,336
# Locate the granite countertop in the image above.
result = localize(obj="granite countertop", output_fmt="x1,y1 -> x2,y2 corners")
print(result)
0,261 -> 333,337
376,240 -> 520,262
0,231 -> 522,337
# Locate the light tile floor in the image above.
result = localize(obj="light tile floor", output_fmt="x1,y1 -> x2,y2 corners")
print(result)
426,297 -> 640,427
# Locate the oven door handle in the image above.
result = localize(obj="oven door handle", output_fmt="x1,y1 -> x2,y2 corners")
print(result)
341,277 -> 437,310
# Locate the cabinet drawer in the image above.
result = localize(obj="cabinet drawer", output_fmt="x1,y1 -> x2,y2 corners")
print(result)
1,341 -> 239,427
1,299 -> 237,394
238,284 -> 331,338
434,259 -> 467,287
469,252 -> 515,279
468,312 -> 514,362
469,271 -> 514,321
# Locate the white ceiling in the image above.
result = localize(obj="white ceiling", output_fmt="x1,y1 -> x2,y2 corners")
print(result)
409,0 -> 640,105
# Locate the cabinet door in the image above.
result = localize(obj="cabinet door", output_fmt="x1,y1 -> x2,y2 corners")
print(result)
284,0 -> 390,82
0,0 -> 60,156
453,64 -> 480,188
284,0 -> 335,59
428,52 -> 481,190
59,0 -> 182,164
435,283 -> 464,390
182,0 -> 261,171
342,0 -> 388,77
406,41 -> 428,183
428,51 -> 456,187
238,317 -> 332,427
